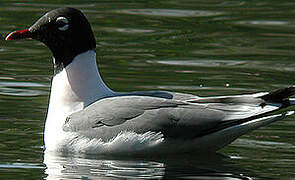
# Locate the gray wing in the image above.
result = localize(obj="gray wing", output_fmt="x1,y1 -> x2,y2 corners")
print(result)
117,90 -> 200,101
63,87 -> 295,141
63,96 -> 225,141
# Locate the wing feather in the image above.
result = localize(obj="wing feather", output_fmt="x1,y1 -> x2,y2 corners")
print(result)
62,96 -> 225,140
62,89 -> 291,141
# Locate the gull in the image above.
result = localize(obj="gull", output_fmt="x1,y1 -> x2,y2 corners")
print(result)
6,7 -> 295,155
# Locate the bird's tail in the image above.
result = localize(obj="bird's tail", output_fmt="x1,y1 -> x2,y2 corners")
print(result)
260,86 -> 295,108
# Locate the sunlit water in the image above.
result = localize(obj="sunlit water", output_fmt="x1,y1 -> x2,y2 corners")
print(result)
0,1 -> 295,179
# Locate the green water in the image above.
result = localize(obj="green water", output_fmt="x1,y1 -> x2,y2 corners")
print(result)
0,1 -> 295,179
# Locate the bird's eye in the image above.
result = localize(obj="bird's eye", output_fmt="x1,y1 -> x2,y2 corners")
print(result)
56,17 -> 69,31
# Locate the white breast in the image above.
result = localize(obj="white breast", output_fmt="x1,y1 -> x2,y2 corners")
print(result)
44,50 -> 114,151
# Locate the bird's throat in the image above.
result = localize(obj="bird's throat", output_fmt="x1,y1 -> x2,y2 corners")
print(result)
47,50 -> 114,120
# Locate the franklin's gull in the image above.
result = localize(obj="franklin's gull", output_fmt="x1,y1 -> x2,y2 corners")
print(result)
6,7 -> 295,155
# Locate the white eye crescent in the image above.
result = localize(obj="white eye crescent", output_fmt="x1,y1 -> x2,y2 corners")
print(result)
56,17 -> 69,31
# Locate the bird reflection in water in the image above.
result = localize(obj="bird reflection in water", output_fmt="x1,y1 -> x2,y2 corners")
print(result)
44,152 -> 253,179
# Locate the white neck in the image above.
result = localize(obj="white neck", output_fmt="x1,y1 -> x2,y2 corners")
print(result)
45,50 -> 114,129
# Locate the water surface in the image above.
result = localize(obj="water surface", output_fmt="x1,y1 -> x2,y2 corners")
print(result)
0,1 -> 295,179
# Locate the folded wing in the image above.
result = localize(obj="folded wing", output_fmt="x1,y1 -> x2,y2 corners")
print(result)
63,87 -> 295,141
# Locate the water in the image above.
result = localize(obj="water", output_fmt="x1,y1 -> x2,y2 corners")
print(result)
0,1 -> 295,179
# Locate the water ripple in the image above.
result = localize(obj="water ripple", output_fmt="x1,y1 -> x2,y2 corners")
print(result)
236,20 -> 290,26
153,60 -> 247,67
234,139 -> 295,149
101,27 -> 155,34
0,163 -> 44,169
152,59 -> 295,72
0,81 -> 47,96
116,9 -> 223,17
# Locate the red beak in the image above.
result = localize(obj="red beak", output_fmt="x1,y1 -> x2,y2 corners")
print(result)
5,29 -> 31,41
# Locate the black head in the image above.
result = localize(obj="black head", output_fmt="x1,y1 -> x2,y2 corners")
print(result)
6,7 -> 96,70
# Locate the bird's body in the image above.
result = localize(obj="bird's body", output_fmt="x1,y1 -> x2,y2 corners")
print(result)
5,7 -> 295,155
43,49 -> 295,155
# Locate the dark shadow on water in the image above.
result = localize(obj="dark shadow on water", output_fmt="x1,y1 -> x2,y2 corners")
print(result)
44,152 -> 254,179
